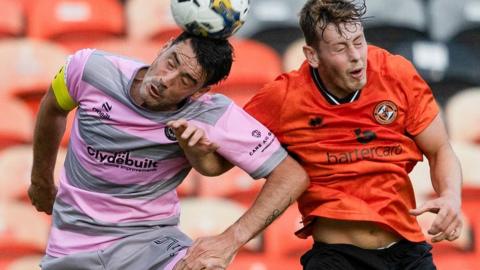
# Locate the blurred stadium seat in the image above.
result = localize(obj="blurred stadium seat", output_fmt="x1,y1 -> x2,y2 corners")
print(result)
26,0 -> 124,52
0,98 -> 34,149
230,254 -> 301,270
362,0 -> 429,51
92,38 -> 163,63
430,0 -> 480,53
211,38 -> 283,106
0,0 -> 24,38
451,142 -> 480,186
0,38 -> 68,115
445,88 -> 480,144
236,0 -> 305,55
195,166 -> 265,206
179,197 -> 261,251
0,255 -> 43,270
0,201 -> 50,256
125,0 -> 181,41
391,41 -> 480,107
0,145 -> 67,202
175,169 -> 201,198
282,38 -> 305,72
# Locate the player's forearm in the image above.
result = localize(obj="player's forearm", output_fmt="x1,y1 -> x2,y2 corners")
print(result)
184,151 -> 233,176
31,91 -> 68,186
428,142 -> 462,199
221,156 -> 309,249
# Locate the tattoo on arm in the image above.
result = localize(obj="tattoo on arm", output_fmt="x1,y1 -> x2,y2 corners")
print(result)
264,197 -> 293,226
265,209 -> 281,226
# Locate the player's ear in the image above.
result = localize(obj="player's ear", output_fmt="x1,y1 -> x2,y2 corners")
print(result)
303,45 -> 319,68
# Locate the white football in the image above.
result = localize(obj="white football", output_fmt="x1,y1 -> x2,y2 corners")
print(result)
171,0 -> 249,39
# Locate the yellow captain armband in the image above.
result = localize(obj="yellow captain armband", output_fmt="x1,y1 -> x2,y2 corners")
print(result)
52,65 -> 77,111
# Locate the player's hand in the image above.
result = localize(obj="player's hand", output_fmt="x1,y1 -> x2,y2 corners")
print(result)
28,178 -> 57,215
167,119 -> 219,155
173,233 -> 238,270
409,193 -> 462,243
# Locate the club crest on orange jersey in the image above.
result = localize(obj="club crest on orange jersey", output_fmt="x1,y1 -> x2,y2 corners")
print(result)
373,101 -> 398,124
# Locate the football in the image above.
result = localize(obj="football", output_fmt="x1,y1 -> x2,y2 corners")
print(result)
170,0 -> 249,39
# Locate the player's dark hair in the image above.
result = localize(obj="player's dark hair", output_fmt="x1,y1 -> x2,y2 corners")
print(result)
299,0 -> 367,46
173,32 -> 233,87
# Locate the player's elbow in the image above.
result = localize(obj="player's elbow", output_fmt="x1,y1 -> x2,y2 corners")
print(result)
274,155 -> 310,193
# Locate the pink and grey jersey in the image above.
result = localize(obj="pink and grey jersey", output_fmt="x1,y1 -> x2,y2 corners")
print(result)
47,49 -> 287,257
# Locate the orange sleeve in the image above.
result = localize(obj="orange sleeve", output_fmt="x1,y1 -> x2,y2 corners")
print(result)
395,56 -> 440,136
243,76 -> 288,134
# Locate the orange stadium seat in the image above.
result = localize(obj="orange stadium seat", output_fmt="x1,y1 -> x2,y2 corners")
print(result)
445,88 -> 480,145
0,38 -> 68,116
0,201 -> 50,256
0,255 -> 43,270
211,39 -> 283,106
0,98 -> 34,149
26,0 -> 124,52
0,145 -> 67,202
125,0 -> 182,41
230,254 -> 301,270
0,0 -> 24,38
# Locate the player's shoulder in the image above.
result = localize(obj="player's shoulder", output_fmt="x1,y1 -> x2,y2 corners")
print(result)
255,61 -> 311,100
368,45 -> 416,80
68,48 -> 146,69
197,93 -> 232,106
192,93 -> 235,113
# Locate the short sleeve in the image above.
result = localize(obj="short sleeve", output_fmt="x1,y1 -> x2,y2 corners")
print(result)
52,48 -> 95,109
193,102 -> 287,179
397,57 -> 440,135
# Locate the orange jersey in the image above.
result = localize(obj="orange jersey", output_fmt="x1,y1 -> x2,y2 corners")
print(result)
244,46 -> 439,242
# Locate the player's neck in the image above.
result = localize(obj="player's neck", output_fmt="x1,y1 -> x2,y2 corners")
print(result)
310,67 -> 360,105
130,67 -> 148,107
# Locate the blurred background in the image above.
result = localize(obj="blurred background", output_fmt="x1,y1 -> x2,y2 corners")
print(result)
0,0 -> 479,269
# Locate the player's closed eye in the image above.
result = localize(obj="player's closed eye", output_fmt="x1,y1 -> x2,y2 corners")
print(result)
167,59 -> 175,70
181,77 -> 190,86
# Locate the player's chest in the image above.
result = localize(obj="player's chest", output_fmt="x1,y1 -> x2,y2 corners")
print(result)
279,94 -> 408,145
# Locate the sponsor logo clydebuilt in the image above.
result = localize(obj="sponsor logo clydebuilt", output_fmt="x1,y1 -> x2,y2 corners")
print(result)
87,146 -> 158,169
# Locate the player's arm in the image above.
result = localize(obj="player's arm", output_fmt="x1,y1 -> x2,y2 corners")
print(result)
174,155 -> 309,270
167,119 -> 233,176
410,114 -> 463,242
29,65 -> 77,214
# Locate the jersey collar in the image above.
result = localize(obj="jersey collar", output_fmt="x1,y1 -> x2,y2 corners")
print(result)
310,67 -> 361,105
